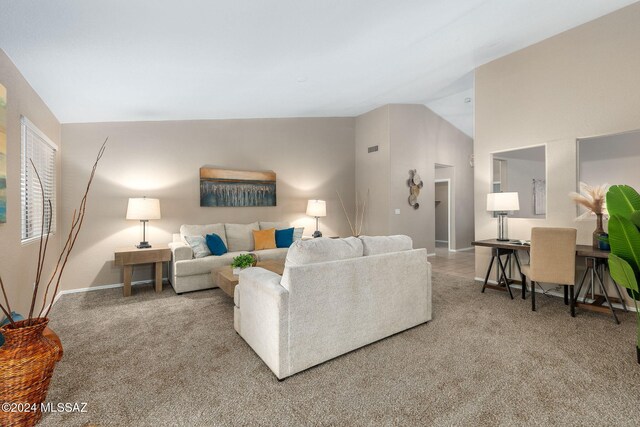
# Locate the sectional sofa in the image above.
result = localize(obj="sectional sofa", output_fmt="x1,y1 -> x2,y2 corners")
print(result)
168,221 -> 302,294
234,235 -> 432,379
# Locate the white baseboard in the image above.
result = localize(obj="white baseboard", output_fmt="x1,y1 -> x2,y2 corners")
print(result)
473,277 -> 637,312
50,277 -> 170,308
450,247 -> 474,252
427,253 -> 436,257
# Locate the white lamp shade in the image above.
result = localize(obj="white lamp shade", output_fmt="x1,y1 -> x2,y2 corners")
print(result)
126,198 -> 161,220
306,200 -> 327,217
487,192 -> 520,212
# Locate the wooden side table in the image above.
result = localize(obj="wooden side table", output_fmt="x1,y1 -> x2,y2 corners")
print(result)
114,246 -> 171,296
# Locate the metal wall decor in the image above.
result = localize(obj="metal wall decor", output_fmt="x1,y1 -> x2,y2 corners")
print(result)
407,169 -> 423,209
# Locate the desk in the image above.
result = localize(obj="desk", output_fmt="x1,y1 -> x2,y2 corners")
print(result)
472,240 -> 628,322
472,239 -> 527,299
574,245 -> 627,324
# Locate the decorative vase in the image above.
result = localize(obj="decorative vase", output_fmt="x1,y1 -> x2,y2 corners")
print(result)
0,318 -> 61,427
593,213 -> 605,249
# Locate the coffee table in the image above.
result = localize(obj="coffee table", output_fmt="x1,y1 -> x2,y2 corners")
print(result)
212,260 -> 285,298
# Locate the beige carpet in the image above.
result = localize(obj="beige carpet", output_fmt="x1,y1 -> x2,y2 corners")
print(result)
41,272 -> 640,426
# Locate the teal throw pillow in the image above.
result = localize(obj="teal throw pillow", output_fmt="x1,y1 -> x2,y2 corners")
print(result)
184,235 -> 211,258
206,233 -> 228,256
275,227 -> 295,248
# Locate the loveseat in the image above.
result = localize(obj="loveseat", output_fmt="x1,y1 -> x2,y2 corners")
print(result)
168,222 -> 302,294
234,235 -> 432,379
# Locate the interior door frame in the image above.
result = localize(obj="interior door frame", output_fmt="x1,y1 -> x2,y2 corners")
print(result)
434,178 -> 452,252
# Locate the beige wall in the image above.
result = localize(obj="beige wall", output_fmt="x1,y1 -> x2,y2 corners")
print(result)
474,3 -> 640,284
388,105 -> 435,252
355,106 -> 390,236
60,118 -> 355,289
355,104 -> 473,253
0,49 -> 62,315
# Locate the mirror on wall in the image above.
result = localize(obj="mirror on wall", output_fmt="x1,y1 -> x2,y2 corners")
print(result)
491,145 -> 546,219
577,129 -> 640,216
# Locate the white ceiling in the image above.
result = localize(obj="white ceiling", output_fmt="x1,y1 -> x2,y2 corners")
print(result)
0,0 -> 636,136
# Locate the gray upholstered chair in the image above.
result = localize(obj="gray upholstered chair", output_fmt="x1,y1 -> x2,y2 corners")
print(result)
521,227 -> 577,315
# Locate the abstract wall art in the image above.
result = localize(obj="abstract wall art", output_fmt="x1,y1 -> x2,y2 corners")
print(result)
200,167 -> 276,207
0,84 -> 6,223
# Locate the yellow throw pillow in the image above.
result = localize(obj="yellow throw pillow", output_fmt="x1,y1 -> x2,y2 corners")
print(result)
253,228 -> 276,251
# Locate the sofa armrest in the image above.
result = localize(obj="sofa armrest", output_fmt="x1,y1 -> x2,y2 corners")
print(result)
237,267 -> 289,379
169,241 -> 193,262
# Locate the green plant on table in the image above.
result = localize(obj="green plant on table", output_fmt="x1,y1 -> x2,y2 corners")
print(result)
606,184 -> 640,363
231,254 -> 255,269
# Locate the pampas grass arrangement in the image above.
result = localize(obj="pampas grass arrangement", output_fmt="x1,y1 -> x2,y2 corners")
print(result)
570,182 -> 608,220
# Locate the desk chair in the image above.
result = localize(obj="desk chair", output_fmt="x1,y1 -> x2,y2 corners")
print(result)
521,228 -> 577,315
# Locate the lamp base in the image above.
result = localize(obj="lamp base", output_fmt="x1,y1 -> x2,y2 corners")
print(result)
136,241 -> 152,249
312,230 -> 323,238
496,238 -> 510,242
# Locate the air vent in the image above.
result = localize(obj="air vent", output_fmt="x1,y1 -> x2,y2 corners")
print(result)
368,145 -> 379,153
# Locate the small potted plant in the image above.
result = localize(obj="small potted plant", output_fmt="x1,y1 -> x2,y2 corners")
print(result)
231,254 -> 256,275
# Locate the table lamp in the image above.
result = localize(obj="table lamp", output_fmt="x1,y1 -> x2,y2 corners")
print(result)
487,192 -> 519,241
127,197 -> 161,248
306,200 -> 326,238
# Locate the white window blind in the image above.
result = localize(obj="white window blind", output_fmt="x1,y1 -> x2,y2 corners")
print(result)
21,116 -> 57,243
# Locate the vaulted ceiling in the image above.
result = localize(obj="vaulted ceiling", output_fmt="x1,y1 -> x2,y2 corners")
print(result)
0,0 -> 636,136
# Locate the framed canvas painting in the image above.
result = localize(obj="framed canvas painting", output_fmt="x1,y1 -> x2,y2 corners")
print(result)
200,167 -> 276,207
0,84 -> 6,223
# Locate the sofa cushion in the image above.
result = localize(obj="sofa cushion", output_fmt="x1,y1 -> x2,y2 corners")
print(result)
184,236 -> 211,258
225,222 -> 260,252
206,233 -> 228,256
180,223 -> 228,248
253,228 -> 277,250
285,237 -> 363,267
174,251 -> 248,277
259,221 -> 289,230
275,227 -> 294,248
253,248 -> 288,262
359,235 -> 413,256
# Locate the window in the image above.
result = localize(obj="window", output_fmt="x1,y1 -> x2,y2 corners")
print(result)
21,116 -> 57,243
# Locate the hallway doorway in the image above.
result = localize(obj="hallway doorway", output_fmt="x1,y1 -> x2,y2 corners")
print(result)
435,177 -> 451,251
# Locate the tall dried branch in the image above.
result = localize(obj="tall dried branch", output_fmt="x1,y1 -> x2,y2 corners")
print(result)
0,275 -> 15,327
337,190 -> 356,236
27,159 -> 50,321
43,139 -> 106,318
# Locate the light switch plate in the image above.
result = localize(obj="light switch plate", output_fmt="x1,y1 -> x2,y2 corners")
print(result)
394,209 -> 400,215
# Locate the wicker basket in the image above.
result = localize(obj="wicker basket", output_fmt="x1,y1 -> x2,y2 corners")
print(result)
0,318 -> 61,427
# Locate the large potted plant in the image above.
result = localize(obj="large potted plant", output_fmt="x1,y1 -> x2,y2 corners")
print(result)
605,184 -> 640,364
0,141 -> 106,426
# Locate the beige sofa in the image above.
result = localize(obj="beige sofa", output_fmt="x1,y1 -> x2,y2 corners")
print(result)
168,221 -> 301,294
234,235 -> 432,379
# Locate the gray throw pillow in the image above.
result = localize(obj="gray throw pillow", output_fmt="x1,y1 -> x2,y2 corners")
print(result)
293,227 -> 304,241
184,235 -> 211,259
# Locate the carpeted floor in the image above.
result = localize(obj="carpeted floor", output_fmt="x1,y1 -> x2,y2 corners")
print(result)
41,272 -> 640,426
